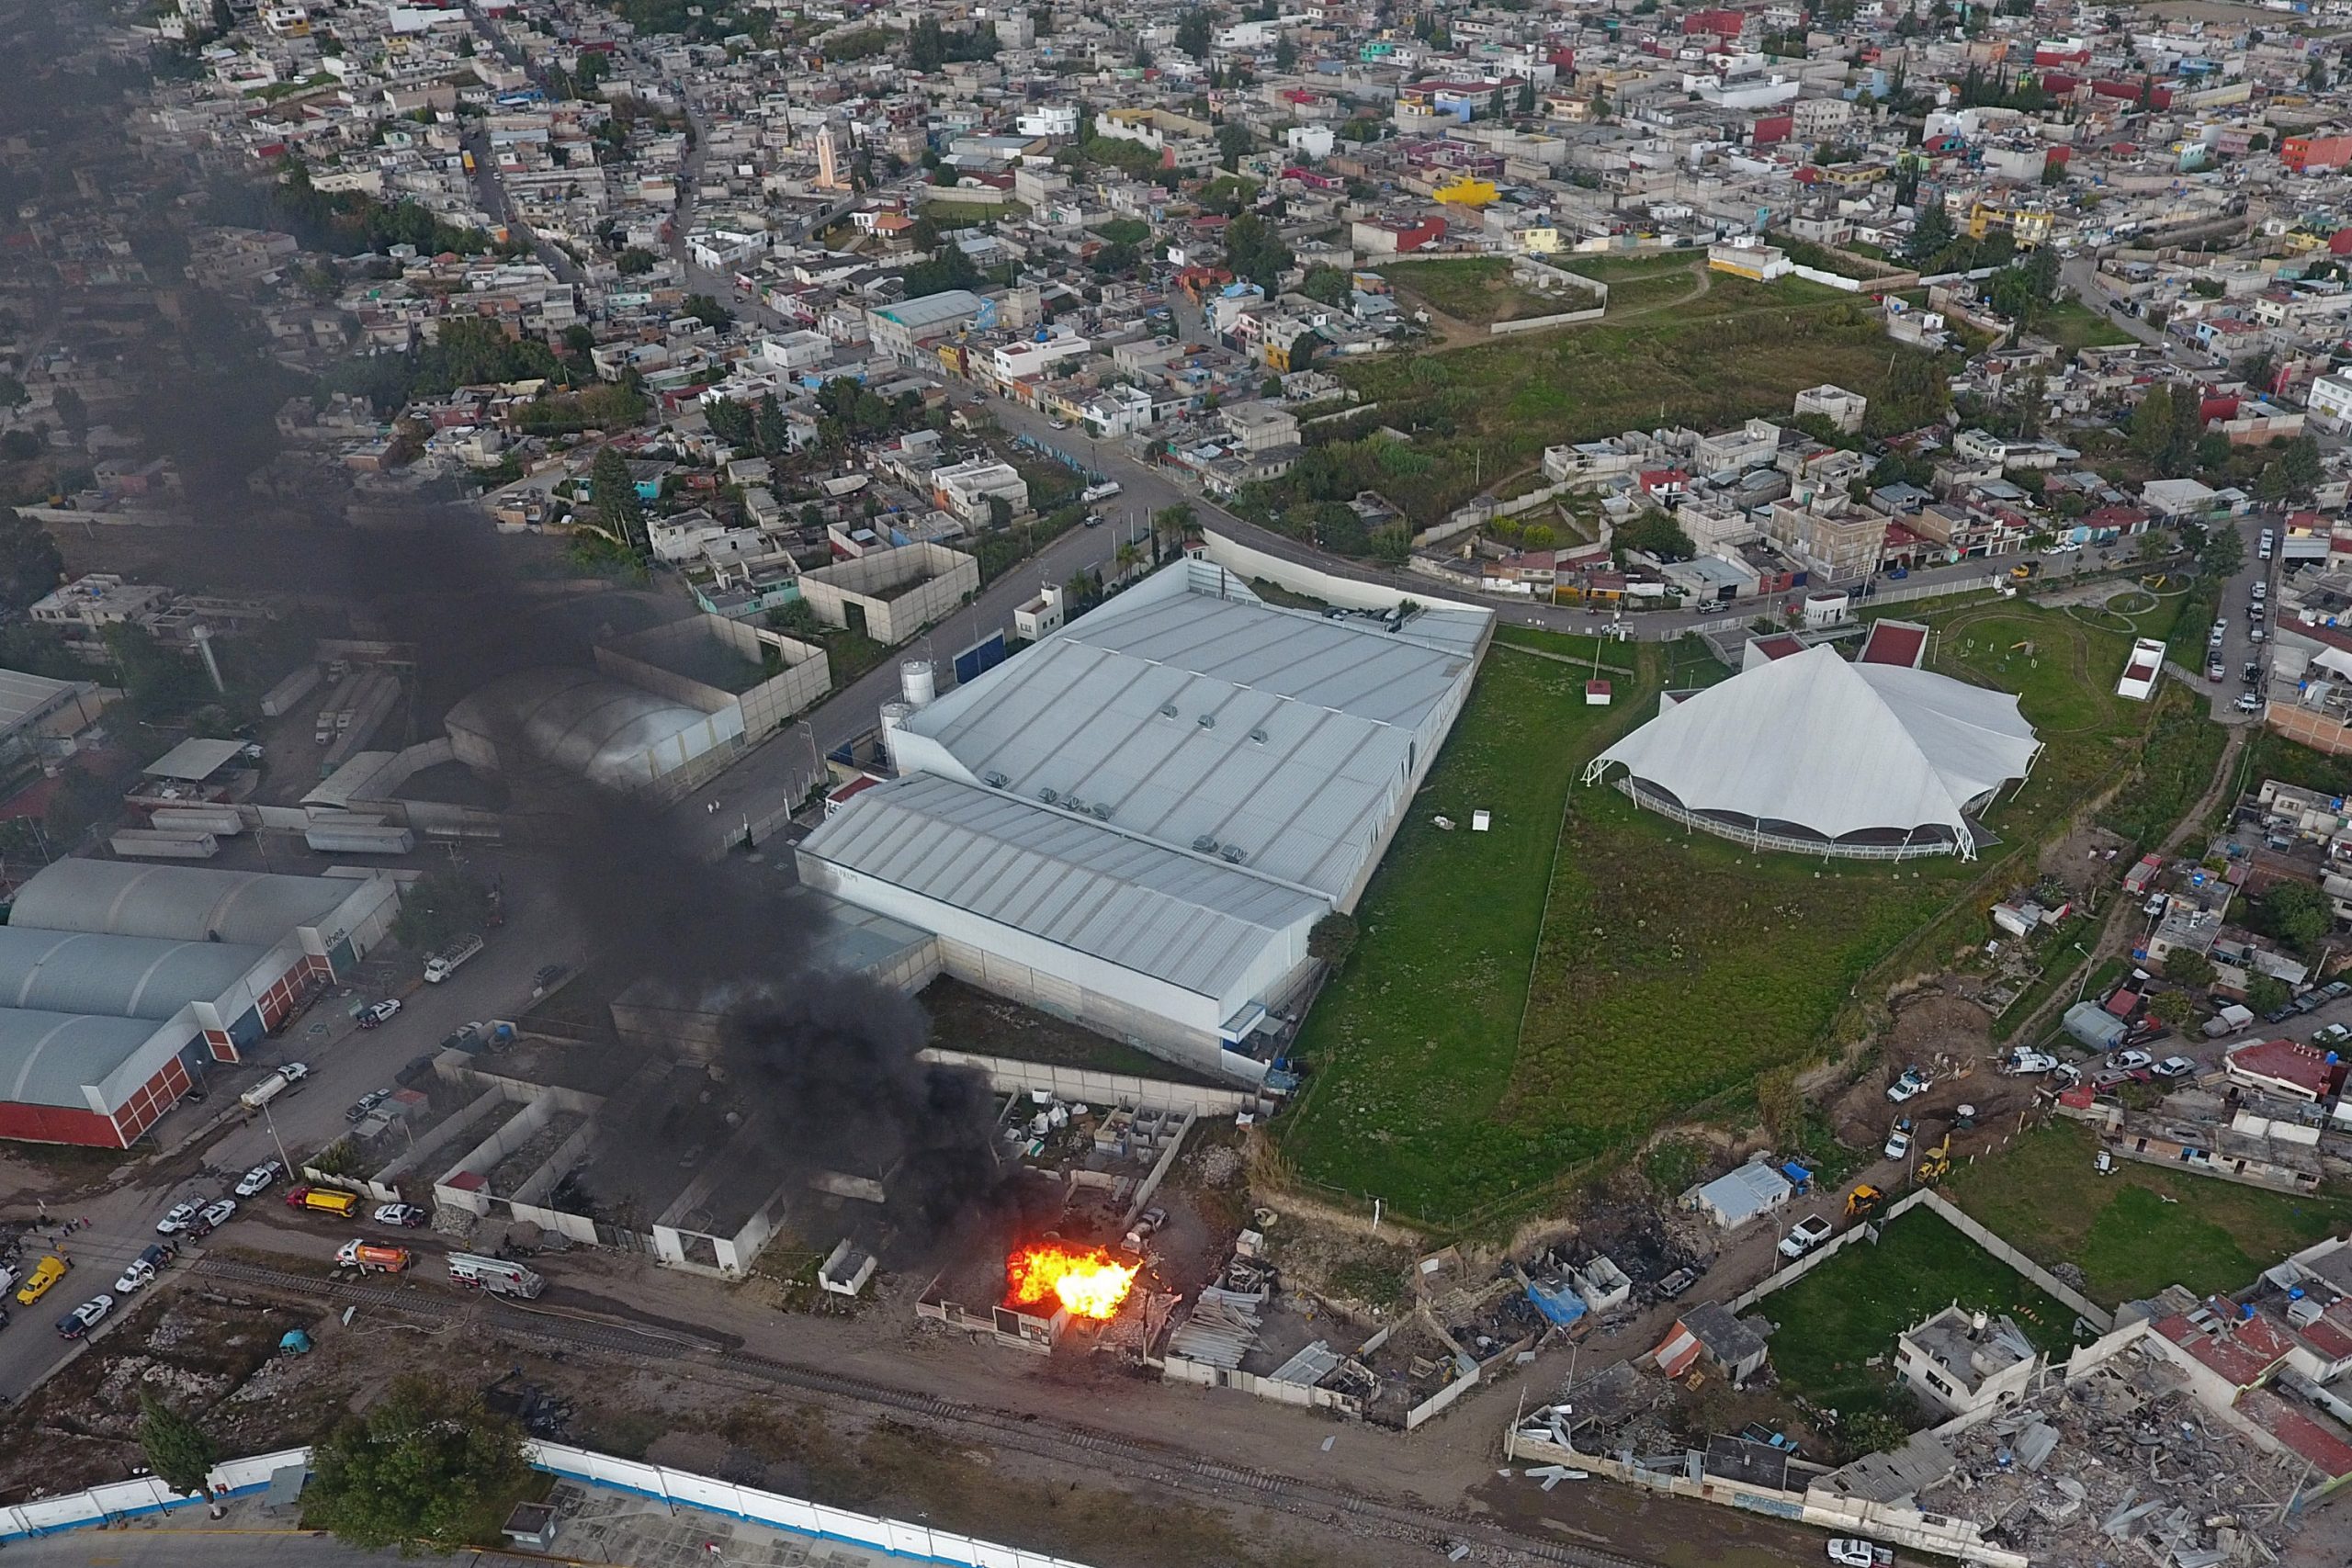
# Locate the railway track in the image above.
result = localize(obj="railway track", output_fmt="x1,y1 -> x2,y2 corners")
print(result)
190,1258 -> 1654,1568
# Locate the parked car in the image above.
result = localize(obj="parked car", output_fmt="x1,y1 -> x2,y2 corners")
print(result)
2109,1048 -> 2154,1072
1828,1541 -> 1894,1568
2154,1056 -> 2197,1079
533,964 -> 569,990
155,1201 -> 201,1236
2237,693 -> 2264,713
358,999 -> 401,1029
234,1160 -> 283,1198
2208,661 -> 2226,682
55,1295 -> 112,1339
198,1198 -> 237,1231
345,1089 -> 391,1122
1886,1066 -> 1929,1103
1883,1127 -> 1912,1161
373,1203 -> 427,1228
2006,1049 -> 2063,1075
1779,1215 -> 1835,1259
114,1259 -> 156,1294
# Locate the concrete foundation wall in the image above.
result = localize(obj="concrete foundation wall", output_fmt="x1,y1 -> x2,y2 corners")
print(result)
920,1048 -> 1260,1115
800,543 -> 980,644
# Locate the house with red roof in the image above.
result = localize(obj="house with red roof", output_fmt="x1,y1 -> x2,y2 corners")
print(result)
2225,1038 -> 2346,1104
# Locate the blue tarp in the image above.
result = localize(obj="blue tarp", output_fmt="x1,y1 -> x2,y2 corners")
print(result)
1781,1161 -> 1813,1191
1525,1280 -> 1588,1327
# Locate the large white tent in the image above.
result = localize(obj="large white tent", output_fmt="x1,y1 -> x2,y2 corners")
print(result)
1583,644 -> 2040,859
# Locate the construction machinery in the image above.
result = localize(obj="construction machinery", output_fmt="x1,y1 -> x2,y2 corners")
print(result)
1917,1134 -> 1954,1184
1846,1184 -> 1885,1220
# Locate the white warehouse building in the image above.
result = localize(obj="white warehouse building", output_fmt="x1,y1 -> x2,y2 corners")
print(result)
797,556 -> 1491,1079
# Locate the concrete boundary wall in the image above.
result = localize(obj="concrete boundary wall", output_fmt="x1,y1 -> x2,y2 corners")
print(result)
1504,1433 -> 2028,1568
0,1447 -> 303,1544
1723,1187 -> 2110,1331
1489,305 -> 1606,334
1199,528 -> 1492,619
920,1047 -> 1259,1116
1913,1189 -> 2112,1330
526,1439 -> 1102,1568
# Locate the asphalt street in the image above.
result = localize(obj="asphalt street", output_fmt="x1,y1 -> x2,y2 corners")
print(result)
0,843 -> 583,1404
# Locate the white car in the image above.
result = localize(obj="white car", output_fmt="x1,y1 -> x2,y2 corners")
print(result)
373,1203 -> 427,1228
114,1259 -> 156,1295
2109,1048 -> 2154,1072
1883,1127 -> 1912,1161
234,1160 -> 283,1198
2154,1055 -> 2197,1079
2006,1049 -> 2062,1075
155,1201 -> 201,1235
198,1198 -> 237,1231
1779,1215 -> 1834,1259
1886,1066 -> 1928,1103
1828,1541 -> 1894,1568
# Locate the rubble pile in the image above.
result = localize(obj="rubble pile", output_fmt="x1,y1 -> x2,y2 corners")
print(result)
1924,1348 -> 2302,1565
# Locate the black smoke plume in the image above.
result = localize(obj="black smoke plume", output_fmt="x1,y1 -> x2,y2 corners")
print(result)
1,0 -> 1013,1247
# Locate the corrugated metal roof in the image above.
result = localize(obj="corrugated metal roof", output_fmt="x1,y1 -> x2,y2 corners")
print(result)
0,668 -> 86,734
10,860 -> 354,945
800,773 -> 1323,1001
144,738 -> 244,781
0,1008 -> 175,1111
899,569 -> 1476,896
446,669 -> 707,789
0,928 -> 271,1020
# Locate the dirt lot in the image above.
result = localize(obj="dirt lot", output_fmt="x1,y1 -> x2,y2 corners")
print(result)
2036,821 -> 2133,897
1831,990 -> 2039,1157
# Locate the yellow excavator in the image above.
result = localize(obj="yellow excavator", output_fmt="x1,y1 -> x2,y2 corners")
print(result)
1917,1134 -> 1953,1185
1846,1184 -> 1885,1219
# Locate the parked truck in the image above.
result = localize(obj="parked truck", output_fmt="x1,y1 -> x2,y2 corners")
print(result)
150,806 -> 245,838
110,829 -> 218,860
304,824 -> 416,855
447,1252 -> 543,1299
239,1070 -> 297,1111
259,664 -> 322,718
424,933 -> 484,983
285,1186 -> 360,1218
335,1240 -> 413,1274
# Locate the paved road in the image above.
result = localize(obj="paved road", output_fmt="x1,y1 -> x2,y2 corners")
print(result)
0,1535 -> 418,1566
0,846 -> 582,1403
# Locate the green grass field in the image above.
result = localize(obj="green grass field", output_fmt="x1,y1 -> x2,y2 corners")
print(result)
1943,1122 -> 2352,1305
1761,1208 -> 2081,1421
2037,298 -> 2136,355
1381,257 -> 1593,323
1331,277 -> 1907,525
1277,631 -> 1646,1214
1280,592 -> 2220,1225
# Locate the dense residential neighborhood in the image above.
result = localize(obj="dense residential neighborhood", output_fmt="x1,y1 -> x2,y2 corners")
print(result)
32,0 -> 2352,1563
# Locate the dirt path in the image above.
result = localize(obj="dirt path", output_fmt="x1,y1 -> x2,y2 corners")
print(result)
1600,261 -> 1711,322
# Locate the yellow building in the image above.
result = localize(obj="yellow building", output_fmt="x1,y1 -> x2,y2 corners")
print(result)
1432,175 -> 1498,207
1519,225 -> 1562,254
1965,201 -> 2054,249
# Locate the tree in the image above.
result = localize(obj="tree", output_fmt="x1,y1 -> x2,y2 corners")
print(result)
51,387 -> 85,440
745,393 -> 790,458
2197,515 -> 2244,580
309,1377 -> 527,1553
1905,201 -> 1955,267
139,1394 -> 218,1497
1299,264 -> 1352,307
705,397 -> 754,448
987,494 -> 1014,530
0,512 -> 63,615
2246,974 -> 2295,1019
2279,434 -> 2324,498
2131,383 -> 2175,466
104,625 -> 205,721
2164,949 -> 2217,990
1223,212 -> 1292,289
616,246 -> 656,276
1307,911 -> 1360,968
2164,379 -> 2204,478
1617,510 -> 1696,561
680,293 -> 732,330
1517,80 -> 1536,115
390,870 -> 493,953
1216,122 -> 1252,171
587,446 -> 647,555
1175,7 -> 1213,59
1273,34 -> 1297,71
2257,881 -> 2334,957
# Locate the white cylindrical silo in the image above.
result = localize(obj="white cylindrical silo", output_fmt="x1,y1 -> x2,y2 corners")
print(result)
880,700 -> 913,773
900,659 -> 936,707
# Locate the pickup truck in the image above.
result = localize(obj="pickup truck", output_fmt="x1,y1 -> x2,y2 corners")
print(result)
424,933 -> 484,984
1778,1215 -> 1834,1259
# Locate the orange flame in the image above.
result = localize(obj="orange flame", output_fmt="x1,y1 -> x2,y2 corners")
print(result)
1004,1242 -> 1138,1320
